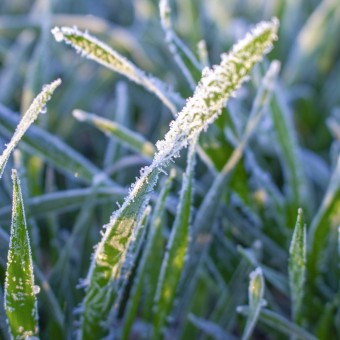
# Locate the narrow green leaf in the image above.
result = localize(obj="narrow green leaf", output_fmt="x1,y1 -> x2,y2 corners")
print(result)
0,79 -> 61,178
4,169 -> 39,339
51,26 -> 181,115
241,267 -> 265,340
289,208 -> 306,323
0,187 -> 126,223
121,171 -> 175,339
238,307 -> 317,340
73,109 -> 155,158
79,19 -> 279,339
0,104 -> 111,185
308,156 -> 340,284
153,143 -> 196,338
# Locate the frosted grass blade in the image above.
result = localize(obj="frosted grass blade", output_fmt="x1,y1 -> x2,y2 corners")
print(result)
188,314 -> 235,340
78,19 -> 279,338
153,143 -> 196,338
289,208 -> 306,323
0,79 -> 61,178
238,307 -> 317,340
121,171 -> 175,339
0,187 -> 126,223
51,26 -> 180,115
73,109 -> 155,158
241,267 -> 265,340
0,104 -> 111,184
308,155 -> 340,284
4,170 -> 39,339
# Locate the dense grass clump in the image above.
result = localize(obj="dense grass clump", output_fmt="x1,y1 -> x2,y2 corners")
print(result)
0,1 -> 339,339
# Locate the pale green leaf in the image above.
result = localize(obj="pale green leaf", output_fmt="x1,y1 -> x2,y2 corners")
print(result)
4,169 -> 39,339
73,109 -> 155,158
0,79 -> 61,178
289,208 -> 306,323
241,267 -> 265,340
153,143 -> 196,338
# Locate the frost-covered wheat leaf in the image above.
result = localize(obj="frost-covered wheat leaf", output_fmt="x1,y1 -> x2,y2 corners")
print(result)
153,142 -> 196,339
4,170 -> 39,339
264,71 -> 307,218
289,208 -> 306,323
73,109 -> 155,158
241,267 -> 265,340
237,307 -> 317,340
0,104 -> 111,185
51,26 -> 180,115
78,18 -> 278,339
121,171 -> 175,340
308,155 -> 340,284
0,79 -> 61,178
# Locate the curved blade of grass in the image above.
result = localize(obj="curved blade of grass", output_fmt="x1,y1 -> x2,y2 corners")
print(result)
4,170 -> 39,339
238,307 -> 317,340
308,156 -> 340,284
78,19 -> 279,339
289,208 -> 306,323
0,104 -> 111,184
51,26 -> 181,115
0,186 -> 126,223
73,109 -> 155,158
0,79 -> 61,178
120,171 -> 175,339
153,143 -> 196,338
241,267 -> 265,340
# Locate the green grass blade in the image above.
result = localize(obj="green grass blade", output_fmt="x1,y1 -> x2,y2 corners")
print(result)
73,109 -> 155,158
153,143 -> 196,338
241,267 -> 265,340
78,19 -> 279,338
51,26 -> 181,115
0,104 -> 111,184
238,307 -> 317,340
0,79 -> 61,178
4,169 -> 39,339
120,171 -> 175,339
289,208 -> 306,323
0,187 -> 126,223
308,156 -> 340,284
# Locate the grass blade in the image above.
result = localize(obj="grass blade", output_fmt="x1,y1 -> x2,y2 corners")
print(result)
0,79 -> 61,178
120,171 -> 175,339
73,109 -> 155,158
51,26 -> 181,115
241,267 -> 265,340
0,104 -> 111,184
4,169 -> 39,339
289,208 -> 306,323
153,143 -> 196,338
238,307 -> 317,340
78,19 -> 279,338
308,156 -> 340,284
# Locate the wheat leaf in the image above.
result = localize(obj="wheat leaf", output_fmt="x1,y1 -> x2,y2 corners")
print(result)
238,307 -> 317,340
0,79 -> 61,178
0,104 -> 112,185
241,267 -> 265,340
51,26 -> 181,115
4,169 -> 39,339
289,208 -> 307,323
73,109 -> 155,158
153,142 -> 196,338
78,18 -> 279,339
120,171 -> 175,339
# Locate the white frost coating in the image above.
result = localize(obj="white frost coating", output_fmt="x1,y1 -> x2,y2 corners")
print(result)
51,26 -> 179,115
0,79 -> 61,178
